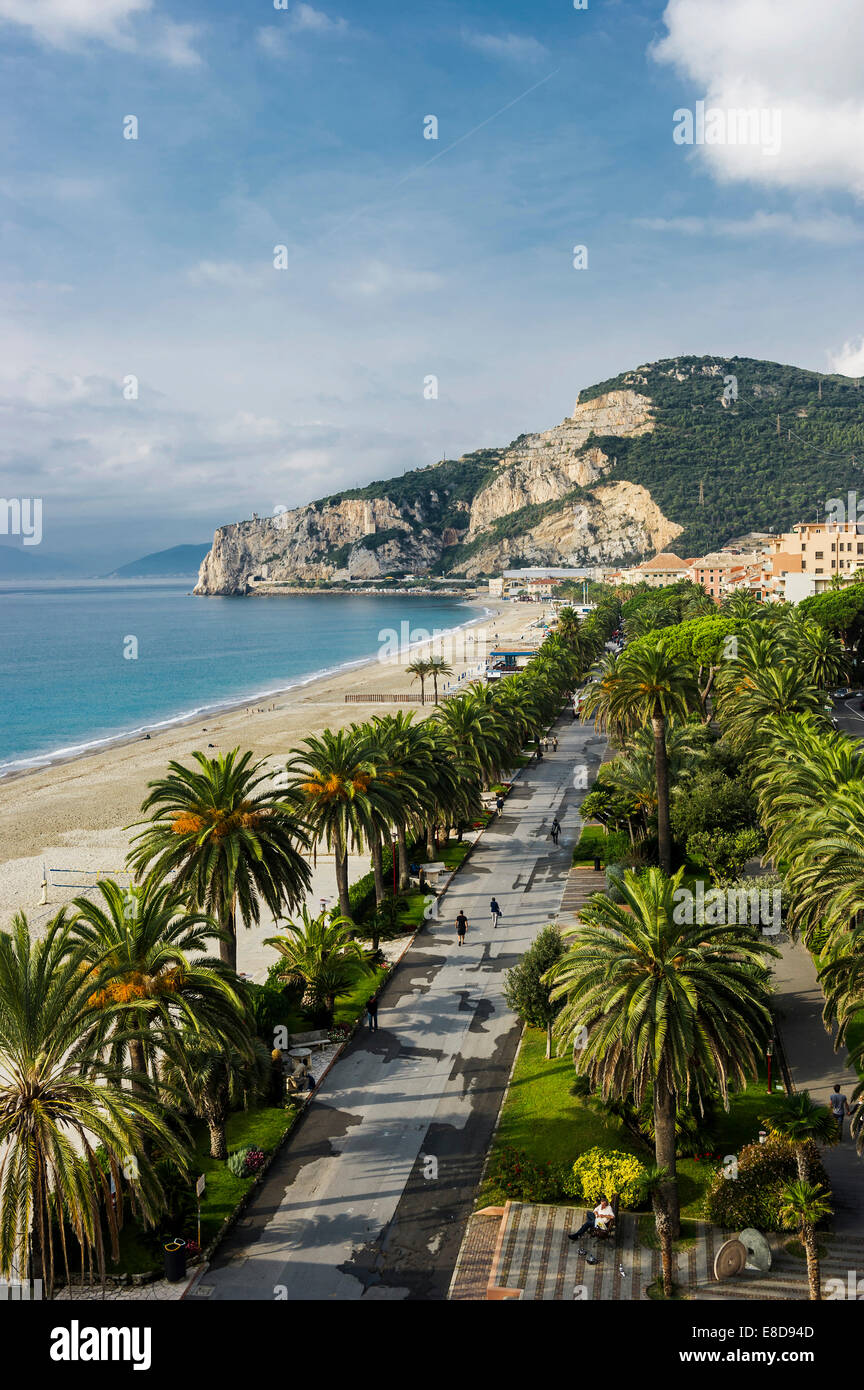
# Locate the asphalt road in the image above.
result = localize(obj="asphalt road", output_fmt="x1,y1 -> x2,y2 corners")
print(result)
195,713 -> 606,1301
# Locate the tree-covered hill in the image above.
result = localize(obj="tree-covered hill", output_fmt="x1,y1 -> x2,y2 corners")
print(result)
580,356 -> 864,557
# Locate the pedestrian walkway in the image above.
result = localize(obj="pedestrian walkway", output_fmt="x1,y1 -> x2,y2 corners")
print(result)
557,866 -> 606,924
193,711 -> 606,1301
449,1201 -> 864,1300
773,936 -> 864,1233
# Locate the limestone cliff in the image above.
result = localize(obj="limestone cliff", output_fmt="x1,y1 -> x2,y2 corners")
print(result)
194,384 -> 672,592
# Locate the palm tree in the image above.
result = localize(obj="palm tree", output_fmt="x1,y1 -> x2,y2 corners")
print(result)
716,664 -> 825,753
406,658 -> 433,705
68,878 -> 249,1093
369,712 -> 434,889
433,687 -> 509,788
128,749 -> 311,972
0,912 -> 189,1297
585,648 -> 698,873
721,590 -> 762,620
762,1092 -> 838,1180
160,1037 -> 270,1159
778,1181 -> 832,1301
265,907 -> 371,1022
426,657 -> 453,703
793,620 -> 847,691
283,728 -> 399,919
545,867 -> 776,1236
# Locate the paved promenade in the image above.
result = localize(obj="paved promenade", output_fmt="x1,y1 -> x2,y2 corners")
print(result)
773,936 -> 864,1233
193,714 -> 606,1301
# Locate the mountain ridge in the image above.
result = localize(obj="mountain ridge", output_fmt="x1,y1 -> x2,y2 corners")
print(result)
195,355 -> 864,594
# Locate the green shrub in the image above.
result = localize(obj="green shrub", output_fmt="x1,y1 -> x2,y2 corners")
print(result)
705,1136 -> 830,1231
563,1147 -> 648,1209
487,1145 -> 567,1203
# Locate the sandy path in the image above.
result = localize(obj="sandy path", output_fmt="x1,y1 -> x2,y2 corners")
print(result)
0,599 -> 548,972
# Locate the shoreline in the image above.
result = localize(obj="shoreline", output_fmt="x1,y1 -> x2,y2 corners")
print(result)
0,599 -> 496,785
0,597 -> 544,971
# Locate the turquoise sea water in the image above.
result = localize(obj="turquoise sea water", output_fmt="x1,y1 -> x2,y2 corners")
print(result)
0,582 -> 487,775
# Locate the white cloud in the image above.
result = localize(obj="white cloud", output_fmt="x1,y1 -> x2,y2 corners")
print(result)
636,211 -> 864,245
186,260 -> 268,291
461,30 -> 547,65
0,0 -> 202,65
256,4 -> 349,54
0,0 -> 150,43
287,3 -> 347,35
652,0 -> 864,197
829,338 -> 864,378
332,260 -> 444,299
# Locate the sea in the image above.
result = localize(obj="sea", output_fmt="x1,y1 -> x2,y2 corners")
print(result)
0,582 -> 488,777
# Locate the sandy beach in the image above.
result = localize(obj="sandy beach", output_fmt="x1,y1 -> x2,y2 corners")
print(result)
0,599 -> 546,975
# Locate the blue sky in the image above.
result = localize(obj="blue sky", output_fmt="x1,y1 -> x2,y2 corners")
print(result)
1,0 -> 863,568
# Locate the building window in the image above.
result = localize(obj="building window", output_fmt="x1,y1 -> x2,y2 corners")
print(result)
815,551 -> 823,559
816,568 -> 823,574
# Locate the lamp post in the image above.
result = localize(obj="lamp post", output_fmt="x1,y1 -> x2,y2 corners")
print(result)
766,1038 -> 774,1094
391,832 -> 398,896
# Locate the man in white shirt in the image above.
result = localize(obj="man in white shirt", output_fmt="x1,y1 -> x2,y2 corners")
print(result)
569,1195 -> 615,1241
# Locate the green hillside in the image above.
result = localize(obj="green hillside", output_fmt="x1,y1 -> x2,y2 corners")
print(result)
580,355 -> 864,557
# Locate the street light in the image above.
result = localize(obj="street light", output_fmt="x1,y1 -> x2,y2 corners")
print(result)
766,1038 -> 774,1094
391,832 -> 398,896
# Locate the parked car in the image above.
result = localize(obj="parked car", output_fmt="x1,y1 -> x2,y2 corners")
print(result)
833,688 -> 851,700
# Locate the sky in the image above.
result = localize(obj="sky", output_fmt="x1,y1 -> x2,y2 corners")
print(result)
1,0 -> 864,569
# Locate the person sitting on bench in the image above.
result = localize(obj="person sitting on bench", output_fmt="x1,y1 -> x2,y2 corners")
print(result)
568,1195 -> 615,1241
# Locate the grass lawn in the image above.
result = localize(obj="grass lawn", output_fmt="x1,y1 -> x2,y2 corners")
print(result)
478,1027 -> 789,1221
572,824 -> 611,866
269,961 -> 389,1036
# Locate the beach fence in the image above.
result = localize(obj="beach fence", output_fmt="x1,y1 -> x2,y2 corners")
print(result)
42,864 -> 134,905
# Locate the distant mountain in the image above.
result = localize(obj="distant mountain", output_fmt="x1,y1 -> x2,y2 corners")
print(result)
107,544 -> 212,579
0,546 -> 83,578
196,355 -> 864,592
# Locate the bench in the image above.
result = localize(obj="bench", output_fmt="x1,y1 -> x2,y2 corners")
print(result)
287,1030 -> 330,1051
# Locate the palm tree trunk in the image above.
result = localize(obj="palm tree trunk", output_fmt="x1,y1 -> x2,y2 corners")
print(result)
803,1224 -> 821,1301
370,833 -> 385,907
333,827 -> 351,919
128,1036 -> 149,1096
432,675 -> 439,702
207,1114 -> 227,1160
546,1019 -> 553,1060
419,678 -> 426,706
654,1199 -> 674,1297
426,819 -> 436,858
397,823 -> 410,891
653,1074 -> 680,1238
652,708 -> 672,874
219,898 -> 237,973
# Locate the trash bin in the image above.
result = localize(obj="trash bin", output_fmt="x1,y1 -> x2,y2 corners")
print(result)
163,1239 -> 187,1282
593,856 -> 602,872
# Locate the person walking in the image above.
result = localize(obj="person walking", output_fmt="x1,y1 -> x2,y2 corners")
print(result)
366,994 -> 379,1033
830,1083 -> 851,1139
553,735 -> 558,752
495,793 -> 504,817
490,897 -> 502,929
550,816 -> 561,847
456,910 -> 468,946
